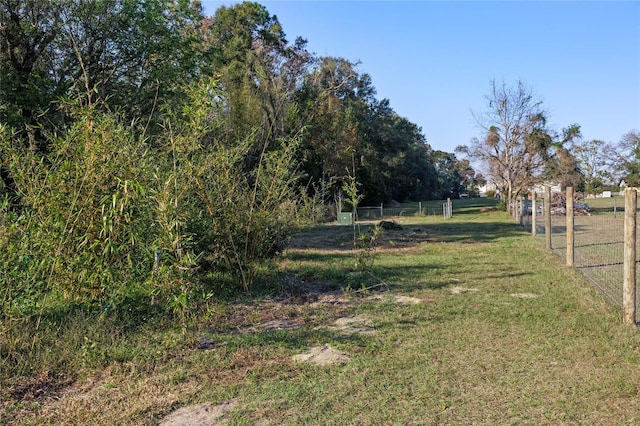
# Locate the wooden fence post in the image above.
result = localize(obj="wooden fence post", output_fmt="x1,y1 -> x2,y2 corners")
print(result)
518,196 -> 523,225
623,188 -> 637,325
566,186 -> 574,266
545,186 -> 552,250
531,191 -> 537,236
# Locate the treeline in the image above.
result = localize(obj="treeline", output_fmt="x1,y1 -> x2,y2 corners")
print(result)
0,0 -> 478,205
0,0 -> 477,309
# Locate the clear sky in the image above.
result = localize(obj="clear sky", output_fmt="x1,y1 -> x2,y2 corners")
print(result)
201,1 -> 640,154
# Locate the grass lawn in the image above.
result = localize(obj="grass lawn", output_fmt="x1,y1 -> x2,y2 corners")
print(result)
581,195 -> 626,215
3,200 -> 640,425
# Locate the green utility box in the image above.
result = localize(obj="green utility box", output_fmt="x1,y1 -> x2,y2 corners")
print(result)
337,212 -> 353,225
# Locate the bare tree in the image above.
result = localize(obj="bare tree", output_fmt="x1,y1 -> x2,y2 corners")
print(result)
461,80 -> 554,212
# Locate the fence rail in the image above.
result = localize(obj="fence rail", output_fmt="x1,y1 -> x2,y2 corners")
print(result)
517,187 -> 639,325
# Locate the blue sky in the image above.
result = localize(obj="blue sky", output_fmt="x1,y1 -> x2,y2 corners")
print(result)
201,1 -> 640,154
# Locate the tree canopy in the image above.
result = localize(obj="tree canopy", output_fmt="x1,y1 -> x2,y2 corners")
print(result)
1,0 -> 462,207
603,131 -> 640,187
1,0 -> 470,305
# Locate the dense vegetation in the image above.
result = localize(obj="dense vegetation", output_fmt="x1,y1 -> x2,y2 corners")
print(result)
0,0 -> 480,317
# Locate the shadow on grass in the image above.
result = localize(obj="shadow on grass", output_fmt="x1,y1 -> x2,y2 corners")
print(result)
280,211 -> 531,295
221,326 -> 373,352
287,220 -> 528,254
371,265 -> 451,290
476,271 -> 533,281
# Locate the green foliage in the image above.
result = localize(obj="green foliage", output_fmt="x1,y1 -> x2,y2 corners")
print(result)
1,103 -> 160,312
432,150 -> 478,199
607,130 -> 640,186
353,226 -> 380,270
294,57 -> 445,207
0,192 -> 49,319
342,166 -> 365,216
342,169 -> 381,290
0,0 -> 213,154
1,0 -> 466,218
160,79 -> 304,291
0,77 -> 306,319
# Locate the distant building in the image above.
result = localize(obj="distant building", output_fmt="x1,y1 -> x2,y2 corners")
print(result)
477,182 -> 497,197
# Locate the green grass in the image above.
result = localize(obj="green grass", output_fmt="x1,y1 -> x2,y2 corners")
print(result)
3,201 -> 640,425
583,195 -> 626,215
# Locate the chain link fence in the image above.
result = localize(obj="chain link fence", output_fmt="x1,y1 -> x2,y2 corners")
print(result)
356,200 -> 456,221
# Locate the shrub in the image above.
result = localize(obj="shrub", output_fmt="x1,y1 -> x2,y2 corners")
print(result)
1,105 -> 161,312
165,79 -> 305,290
0,78 -> 308,318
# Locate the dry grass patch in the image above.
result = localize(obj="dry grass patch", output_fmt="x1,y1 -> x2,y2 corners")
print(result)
292,344 -> 350,365
7,367 -> 204,425
320,315 -> 376,336
511,292 -> 539,299
450,286 -> 479,294
392,295 -> 425,304
158,399 -> 238,426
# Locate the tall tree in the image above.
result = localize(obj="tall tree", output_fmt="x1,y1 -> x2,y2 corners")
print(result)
207,1 -> 309,152
542,124 -> 583,190
432,151 -> 478,199
1,0 -> 211,198
295,55 -> 442,205
360,101 -> 438,203
567,138 -> 607,194
294,57 -> 367,204
0,0 -> 65,146
606,130 -> 640,187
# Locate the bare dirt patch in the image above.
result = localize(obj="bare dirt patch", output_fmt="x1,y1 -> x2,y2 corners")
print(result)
308,292 -> 360,307
450,286 -> 479,294
368,294 -> 430,304
322,315 -> 376,335
292,344 -> 350,365
242,319 -> 304,333
392,295 -> 424,304
158,399 -> 238,426
510,293 -> 539,299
